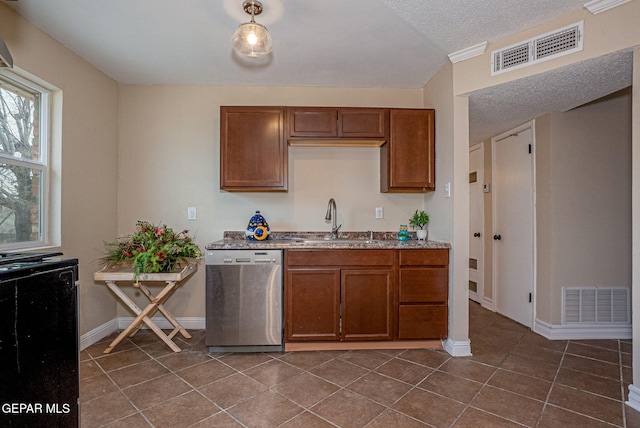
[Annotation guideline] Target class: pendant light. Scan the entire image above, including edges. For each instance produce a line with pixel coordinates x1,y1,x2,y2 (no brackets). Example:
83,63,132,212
231,1,273,57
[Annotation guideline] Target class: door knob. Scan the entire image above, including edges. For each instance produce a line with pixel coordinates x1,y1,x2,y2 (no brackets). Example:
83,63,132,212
473,232,481,237
493,234,502,240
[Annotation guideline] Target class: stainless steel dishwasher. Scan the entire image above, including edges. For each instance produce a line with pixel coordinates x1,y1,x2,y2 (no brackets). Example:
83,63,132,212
205,249,283,352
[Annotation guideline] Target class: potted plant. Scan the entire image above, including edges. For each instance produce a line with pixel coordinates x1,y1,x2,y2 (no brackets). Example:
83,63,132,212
409,209,429,240
101,220,201,279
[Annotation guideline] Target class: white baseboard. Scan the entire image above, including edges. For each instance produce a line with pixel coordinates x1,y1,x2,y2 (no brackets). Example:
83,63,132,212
481,296,494,311
80,317,206,351
79,318,119,350
116,316,206,331
626,384,640,412
442,337,472,356
533,318,632,340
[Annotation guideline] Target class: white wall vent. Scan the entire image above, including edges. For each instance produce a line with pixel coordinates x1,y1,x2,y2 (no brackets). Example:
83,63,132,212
562,286,630,324
491,21,583,76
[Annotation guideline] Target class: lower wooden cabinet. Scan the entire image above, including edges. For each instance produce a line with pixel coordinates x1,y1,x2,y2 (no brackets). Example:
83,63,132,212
341,269,393,341
286,269,340,341
398,249,449,340
284,248,449,343
285,250,394,342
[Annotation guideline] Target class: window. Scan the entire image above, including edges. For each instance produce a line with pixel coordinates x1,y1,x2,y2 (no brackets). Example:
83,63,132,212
0,72,50,249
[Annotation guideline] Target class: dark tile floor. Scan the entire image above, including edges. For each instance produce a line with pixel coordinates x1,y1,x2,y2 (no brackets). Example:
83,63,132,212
80,302,640,427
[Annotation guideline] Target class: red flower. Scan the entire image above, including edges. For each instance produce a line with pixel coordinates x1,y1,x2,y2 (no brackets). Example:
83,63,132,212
155,227,165,237
123,250,133,258
155,251,167,261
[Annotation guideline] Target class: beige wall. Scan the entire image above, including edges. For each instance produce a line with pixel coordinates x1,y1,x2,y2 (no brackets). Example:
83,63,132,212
117,85,427,317
537,89,632,324
0,4,120,336
454,2,640,96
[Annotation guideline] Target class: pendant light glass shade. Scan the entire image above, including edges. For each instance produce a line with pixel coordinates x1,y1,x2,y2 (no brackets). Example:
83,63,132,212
232,21,273,57
231,1,273,57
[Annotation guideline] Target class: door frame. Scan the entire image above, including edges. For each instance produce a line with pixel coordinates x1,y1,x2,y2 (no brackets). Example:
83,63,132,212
469,143,484,305
491,120,537,327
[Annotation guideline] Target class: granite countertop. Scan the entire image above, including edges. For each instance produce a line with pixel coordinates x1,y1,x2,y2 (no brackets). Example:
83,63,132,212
206,231,451,250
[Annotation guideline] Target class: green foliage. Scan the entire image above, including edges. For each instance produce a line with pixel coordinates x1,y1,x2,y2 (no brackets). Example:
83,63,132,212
409,209,429,230
102,220,201,277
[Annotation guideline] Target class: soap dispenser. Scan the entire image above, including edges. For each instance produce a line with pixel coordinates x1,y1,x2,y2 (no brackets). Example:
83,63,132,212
246,211,270,241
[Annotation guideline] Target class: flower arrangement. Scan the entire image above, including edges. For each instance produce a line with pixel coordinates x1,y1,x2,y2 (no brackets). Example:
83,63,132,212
102,220,201,277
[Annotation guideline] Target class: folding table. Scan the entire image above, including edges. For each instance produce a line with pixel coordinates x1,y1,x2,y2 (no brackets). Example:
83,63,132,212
94,262,197,353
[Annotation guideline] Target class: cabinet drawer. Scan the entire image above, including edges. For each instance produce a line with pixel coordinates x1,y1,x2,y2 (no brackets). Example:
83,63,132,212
398,305,447,339
399,268,447,303
339,109,388,138
286,249,394,267
399,249,448,266
288,108,337,137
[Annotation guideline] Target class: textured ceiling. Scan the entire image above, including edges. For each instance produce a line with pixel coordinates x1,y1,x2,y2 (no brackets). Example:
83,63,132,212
4,0,632,142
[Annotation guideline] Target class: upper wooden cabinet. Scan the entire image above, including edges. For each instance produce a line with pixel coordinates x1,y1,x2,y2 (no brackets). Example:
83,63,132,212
220,106,288,192
287,107,388,142
220,106,435,193
381,109,435,193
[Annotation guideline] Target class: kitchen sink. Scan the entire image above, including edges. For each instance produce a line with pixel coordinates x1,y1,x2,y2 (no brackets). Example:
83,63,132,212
287,238,379,244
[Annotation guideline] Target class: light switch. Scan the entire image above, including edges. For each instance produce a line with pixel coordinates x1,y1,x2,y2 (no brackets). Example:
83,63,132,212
375,207,383,219
445,182,451,198
187,207,197,220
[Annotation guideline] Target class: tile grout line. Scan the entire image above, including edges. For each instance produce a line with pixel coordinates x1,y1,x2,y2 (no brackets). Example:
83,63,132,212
84,340,155,427
619,339,628,428
534,338,569,427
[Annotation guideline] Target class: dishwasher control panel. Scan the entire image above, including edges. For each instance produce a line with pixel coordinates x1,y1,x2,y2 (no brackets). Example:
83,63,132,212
206,250,282,265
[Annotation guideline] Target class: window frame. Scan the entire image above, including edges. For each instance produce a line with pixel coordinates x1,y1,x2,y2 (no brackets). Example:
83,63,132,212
0,69,51,250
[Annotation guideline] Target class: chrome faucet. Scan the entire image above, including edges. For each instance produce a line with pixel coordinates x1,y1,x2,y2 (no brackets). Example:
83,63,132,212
325,198,342,239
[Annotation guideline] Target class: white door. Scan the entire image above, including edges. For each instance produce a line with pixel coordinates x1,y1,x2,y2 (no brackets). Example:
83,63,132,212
492,124,534,327
469,144,484,304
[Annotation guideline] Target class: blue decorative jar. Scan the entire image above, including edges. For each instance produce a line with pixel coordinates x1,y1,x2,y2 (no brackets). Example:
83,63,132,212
246,211,270,241
398,224,409,241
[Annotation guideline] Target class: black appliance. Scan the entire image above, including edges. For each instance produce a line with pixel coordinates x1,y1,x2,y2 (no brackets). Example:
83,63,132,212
0,252,79,427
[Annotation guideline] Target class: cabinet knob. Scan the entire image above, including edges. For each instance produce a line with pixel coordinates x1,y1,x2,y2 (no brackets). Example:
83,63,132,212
493,234,502,240
473,232,481,238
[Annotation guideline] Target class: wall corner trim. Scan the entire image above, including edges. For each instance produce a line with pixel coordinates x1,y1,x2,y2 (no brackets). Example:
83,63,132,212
442,338,472,356
626,384,640,412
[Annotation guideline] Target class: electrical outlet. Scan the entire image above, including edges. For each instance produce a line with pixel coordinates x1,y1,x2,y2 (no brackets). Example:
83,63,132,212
375,207,383,219
187,207,197,220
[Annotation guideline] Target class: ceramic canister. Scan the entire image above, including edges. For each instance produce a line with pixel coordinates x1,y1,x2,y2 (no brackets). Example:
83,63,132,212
246,211,270,241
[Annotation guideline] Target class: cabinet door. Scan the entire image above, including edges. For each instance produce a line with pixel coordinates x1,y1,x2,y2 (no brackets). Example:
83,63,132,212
220,106,287,191
338,109,388,138
285,269,340,341
288,107,338,137
341,269,393,341
381,109,435,192
398,304,447,339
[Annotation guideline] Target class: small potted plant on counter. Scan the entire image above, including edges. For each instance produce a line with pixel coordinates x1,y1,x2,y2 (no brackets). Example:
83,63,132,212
409,209,429,240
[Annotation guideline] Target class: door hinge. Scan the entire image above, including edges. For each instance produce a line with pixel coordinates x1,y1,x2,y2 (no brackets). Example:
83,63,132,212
529,293,532,303
528,144,532,154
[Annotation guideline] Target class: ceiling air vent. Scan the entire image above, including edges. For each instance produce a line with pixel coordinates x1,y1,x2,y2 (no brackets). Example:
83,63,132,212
492,21,583,76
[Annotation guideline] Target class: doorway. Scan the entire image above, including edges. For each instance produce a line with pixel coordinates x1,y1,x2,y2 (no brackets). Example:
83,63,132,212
492,122,535,328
